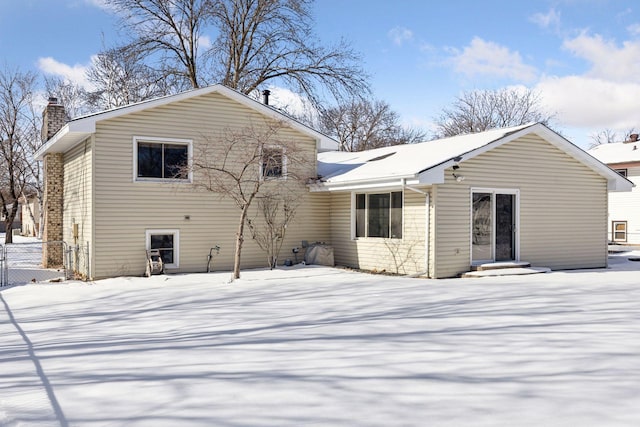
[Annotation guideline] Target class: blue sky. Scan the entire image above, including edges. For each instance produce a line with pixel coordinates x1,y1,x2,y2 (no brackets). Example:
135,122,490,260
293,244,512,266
2,0,640,148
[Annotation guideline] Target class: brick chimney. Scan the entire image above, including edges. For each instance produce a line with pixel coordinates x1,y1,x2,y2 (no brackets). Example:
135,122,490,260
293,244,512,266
41,97,67,142
41,97,67,267
627,133,639,143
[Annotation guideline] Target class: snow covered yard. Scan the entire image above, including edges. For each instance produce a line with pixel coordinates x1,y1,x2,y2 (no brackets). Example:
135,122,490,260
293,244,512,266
2,255,640,426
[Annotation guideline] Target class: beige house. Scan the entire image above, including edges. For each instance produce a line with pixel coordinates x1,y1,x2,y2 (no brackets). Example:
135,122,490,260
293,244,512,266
35,85,337,279
313,123,632,278
36,86,631,279
588,135,640,244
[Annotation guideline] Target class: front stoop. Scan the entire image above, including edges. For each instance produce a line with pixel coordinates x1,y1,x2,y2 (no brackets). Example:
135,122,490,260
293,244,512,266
462,266,551,278
464,261,551,278
472,261,531,271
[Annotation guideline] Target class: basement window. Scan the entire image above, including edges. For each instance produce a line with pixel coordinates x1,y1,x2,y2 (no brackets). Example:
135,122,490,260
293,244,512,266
146,229,179,268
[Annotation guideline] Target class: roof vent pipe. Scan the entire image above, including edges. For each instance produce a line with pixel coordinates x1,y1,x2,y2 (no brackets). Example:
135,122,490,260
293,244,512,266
262,89,271,105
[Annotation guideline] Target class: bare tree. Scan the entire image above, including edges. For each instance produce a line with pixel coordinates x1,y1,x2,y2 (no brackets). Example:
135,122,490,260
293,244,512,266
246,186,300,269
319,98,426,151
434,88,555,138
210,0,369,103
85,46,182,110
589,128,637,148
0,67,39,243
190,119,308,279
106,0,211,88
101,0,368,104
44,76,90,118
20,90,46,239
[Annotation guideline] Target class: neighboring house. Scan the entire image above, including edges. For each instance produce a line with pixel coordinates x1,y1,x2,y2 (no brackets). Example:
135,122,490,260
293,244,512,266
588,136,640,244
312,123,631,278
36,86,631,280
0,202,22,234
20,195,40,237
35,86,337,278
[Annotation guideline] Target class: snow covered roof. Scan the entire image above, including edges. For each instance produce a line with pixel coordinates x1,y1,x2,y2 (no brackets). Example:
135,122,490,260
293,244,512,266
587,141,640,165
313,122,632,192
35,84,338,160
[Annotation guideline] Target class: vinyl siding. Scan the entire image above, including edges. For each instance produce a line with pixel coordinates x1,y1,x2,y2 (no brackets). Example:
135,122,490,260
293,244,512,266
91,92,329,278
63,137,93,277
432,134,608,278
607,166,640,244
329,190,427,275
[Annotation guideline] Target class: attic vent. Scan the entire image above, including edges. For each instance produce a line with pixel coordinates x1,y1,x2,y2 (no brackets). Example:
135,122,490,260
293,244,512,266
367,152,396,162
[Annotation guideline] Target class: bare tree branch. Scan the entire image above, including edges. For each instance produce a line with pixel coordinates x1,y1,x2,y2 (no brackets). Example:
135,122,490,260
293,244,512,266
0,67,39,243
433,88,556,138
107,0,212,88
589,127,637,148
189,119,309,279
319,98,426,151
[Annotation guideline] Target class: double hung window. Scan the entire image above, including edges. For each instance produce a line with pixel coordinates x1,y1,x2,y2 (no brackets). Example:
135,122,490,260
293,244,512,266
612,221,627,242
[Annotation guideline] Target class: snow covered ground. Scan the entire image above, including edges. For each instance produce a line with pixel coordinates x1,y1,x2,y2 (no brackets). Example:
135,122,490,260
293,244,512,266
2,252,640,426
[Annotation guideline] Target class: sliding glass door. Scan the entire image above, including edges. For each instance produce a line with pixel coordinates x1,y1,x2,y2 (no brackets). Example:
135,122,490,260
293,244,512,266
472,190,518,264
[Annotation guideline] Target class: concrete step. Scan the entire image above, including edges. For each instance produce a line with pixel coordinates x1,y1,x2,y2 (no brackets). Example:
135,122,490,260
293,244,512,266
472,261,531,271
462,266,551,278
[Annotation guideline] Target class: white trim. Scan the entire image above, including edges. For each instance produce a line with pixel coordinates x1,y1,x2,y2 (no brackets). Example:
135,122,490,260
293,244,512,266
145,229,180,268
350,192,356,240
313,123,633,193
470,188,520,265
133,136,193,183
35,84,339,159
425,192,430,276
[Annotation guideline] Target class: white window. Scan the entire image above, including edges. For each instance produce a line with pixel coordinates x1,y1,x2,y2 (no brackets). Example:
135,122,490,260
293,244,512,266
261,146,286,179
146,229,180,268
614,169,628,177
353,191,403,239
134,136,192,182
612,221,627,242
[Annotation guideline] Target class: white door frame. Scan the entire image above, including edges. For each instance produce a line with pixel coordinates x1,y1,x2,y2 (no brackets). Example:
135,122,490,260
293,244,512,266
470,188,520,265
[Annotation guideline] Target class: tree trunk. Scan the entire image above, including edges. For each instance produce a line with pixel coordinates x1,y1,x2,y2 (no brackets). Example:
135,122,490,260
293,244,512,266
4,220,13,244
232,205,250,280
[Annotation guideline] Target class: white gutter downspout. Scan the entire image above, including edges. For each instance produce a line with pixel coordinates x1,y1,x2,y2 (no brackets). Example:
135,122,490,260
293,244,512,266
403,179,430,278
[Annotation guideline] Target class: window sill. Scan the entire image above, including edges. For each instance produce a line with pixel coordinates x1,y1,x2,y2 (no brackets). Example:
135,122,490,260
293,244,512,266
135,178,192,184
353,236,403,241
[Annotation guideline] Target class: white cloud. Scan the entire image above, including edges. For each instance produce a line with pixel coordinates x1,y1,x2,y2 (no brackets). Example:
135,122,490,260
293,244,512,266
563,32,640,83
448,37,537,82
198,35,212,50
388,27,413,46
83,0,116,12
626,23,640,37
530,8,561,30
536,75,640,130
255,86,318,122
38,57,92,89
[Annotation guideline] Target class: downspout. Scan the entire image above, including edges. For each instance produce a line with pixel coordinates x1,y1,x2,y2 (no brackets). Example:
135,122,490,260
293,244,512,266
403,179,430,278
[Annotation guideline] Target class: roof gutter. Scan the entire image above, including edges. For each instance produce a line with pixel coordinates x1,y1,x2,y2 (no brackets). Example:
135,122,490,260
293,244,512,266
309,174,419,192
